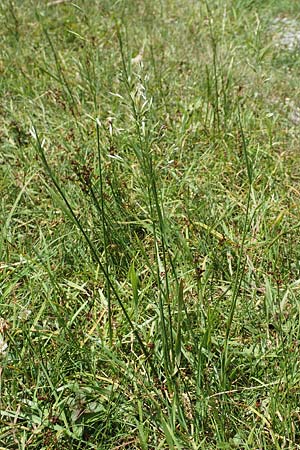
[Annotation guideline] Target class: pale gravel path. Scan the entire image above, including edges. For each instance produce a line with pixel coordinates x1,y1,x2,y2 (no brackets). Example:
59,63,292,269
271,17,300,51
270,17,300,125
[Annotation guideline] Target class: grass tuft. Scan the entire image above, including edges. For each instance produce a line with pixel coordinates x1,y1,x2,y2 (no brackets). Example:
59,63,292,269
1,0,300,448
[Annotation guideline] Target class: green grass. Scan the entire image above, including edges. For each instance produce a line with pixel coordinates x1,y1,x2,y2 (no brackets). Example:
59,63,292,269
1,0,300,448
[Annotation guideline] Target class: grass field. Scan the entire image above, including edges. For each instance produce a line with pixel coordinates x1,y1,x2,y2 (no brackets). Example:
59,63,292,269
1,0,300,448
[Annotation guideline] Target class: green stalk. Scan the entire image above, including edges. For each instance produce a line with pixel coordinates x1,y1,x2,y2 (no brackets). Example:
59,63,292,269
221,107,252,388
96,119,112,342
33,126,156,379
117,26,175,378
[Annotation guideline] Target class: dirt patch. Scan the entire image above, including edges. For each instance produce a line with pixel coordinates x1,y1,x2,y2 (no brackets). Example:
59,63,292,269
271,17,300,51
